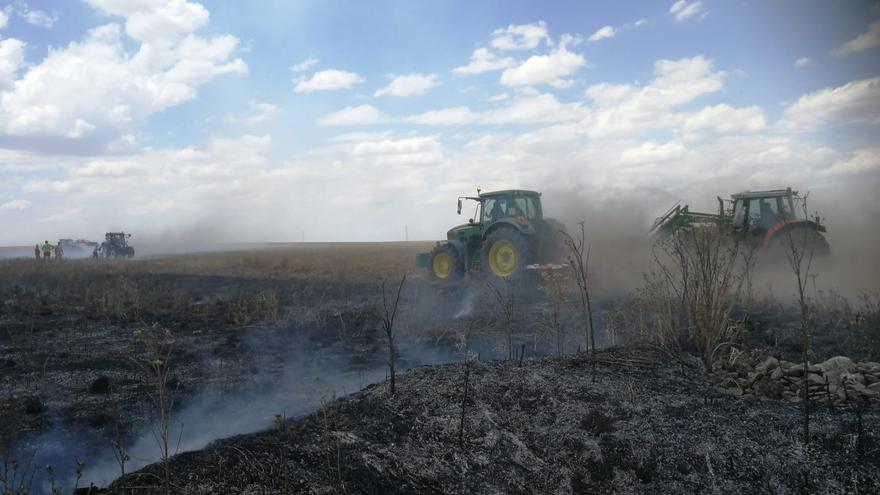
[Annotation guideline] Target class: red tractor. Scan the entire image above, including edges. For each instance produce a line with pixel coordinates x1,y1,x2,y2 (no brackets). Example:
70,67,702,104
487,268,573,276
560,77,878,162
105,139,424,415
652,187,829,255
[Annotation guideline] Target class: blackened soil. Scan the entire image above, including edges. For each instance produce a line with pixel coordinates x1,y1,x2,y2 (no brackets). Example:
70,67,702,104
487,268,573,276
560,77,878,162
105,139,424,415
108,346,879,494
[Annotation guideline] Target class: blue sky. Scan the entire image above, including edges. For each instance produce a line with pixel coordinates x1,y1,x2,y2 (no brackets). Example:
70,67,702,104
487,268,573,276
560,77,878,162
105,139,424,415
1,0,879,244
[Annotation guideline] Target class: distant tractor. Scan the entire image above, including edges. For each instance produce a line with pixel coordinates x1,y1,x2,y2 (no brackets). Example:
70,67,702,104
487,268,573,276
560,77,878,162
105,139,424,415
417,188,566,281
99,232,135,258
652,187,829,255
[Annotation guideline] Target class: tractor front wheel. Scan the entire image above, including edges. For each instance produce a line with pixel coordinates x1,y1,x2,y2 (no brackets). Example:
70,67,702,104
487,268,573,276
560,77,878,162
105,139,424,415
428,244,463,282
481,228,533,280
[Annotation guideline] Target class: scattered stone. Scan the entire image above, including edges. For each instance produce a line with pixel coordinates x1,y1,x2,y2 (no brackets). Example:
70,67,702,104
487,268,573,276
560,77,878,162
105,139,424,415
785,365,805,377
807,373,825,386
755,357,779,372
821,356,856,373
709,353,879,407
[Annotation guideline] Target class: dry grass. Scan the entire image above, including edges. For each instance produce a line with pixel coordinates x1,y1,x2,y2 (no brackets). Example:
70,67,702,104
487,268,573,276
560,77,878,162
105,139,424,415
137,242,433,282
0,242,434,283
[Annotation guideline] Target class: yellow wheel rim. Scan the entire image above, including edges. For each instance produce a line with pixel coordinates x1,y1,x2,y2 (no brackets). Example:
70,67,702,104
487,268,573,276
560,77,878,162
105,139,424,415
488,240,518,276
432,252,453,279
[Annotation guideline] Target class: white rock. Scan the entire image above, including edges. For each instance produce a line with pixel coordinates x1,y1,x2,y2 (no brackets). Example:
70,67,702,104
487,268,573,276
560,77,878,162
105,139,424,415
821,356,856,373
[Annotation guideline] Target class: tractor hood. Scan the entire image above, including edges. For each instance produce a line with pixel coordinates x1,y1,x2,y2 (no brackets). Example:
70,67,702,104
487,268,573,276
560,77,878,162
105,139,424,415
447,223,480,240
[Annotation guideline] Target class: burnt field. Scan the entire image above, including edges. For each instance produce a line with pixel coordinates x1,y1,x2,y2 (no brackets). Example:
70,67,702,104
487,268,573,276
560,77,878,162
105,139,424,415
1,242,879,494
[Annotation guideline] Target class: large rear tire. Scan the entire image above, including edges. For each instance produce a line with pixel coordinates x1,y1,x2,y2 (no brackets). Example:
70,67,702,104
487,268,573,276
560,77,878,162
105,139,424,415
763,226,830,264
428,244,464,282
481,228,533,280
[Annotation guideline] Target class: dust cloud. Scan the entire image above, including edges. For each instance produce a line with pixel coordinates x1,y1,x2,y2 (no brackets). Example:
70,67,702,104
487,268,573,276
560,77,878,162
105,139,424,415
538,183,879,300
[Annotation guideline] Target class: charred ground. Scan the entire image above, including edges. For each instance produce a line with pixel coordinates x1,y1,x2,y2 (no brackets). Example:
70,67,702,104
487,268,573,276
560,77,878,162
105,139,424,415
0,242,878,493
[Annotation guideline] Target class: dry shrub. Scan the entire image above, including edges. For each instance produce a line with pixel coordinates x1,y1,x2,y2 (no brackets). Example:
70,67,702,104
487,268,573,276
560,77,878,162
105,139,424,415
641,226,754,369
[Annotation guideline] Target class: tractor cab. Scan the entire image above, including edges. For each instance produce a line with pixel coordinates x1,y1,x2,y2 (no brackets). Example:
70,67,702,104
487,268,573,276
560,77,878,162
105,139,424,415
729,188,799,237
105,232,130,242
456,189,543,229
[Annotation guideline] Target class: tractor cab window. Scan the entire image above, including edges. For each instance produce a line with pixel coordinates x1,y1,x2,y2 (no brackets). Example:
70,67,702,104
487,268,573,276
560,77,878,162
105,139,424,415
483,198,507,222
750,198,779,232
513,196,541,219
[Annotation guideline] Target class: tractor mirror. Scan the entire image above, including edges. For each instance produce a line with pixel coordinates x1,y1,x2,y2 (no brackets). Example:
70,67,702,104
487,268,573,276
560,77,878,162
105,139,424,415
457,199,462,215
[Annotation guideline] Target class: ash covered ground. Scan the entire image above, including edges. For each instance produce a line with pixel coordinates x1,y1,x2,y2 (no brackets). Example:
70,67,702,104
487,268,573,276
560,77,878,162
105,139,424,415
109,347,879,494
0,243,878,494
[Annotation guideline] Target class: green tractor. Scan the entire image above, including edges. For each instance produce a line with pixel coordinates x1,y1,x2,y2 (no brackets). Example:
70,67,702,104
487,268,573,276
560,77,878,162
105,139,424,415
417,188,566,281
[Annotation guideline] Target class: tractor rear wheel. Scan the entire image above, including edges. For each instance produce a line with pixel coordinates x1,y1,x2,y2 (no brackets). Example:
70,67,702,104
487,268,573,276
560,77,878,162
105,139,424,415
764,226,830,262
428,244,463,282
481,228,533,280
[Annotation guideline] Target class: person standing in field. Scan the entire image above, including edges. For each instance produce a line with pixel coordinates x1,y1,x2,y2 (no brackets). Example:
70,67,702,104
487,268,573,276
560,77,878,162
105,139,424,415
41,240,53,260
34,244,40,260
55,241,64,261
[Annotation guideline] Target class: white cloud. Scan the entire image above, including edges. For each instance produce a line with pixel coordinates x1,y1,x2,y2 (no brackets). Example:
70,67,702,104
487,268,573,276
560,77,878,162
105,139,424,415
583,55,725,138
0,2,247,144
634,19,647,27
833,19,880,56
620,141,687,164
484,93,585,124
293,69,364,92
0,199,31,211
224,101,279,126
780,76,880,130
588,26,615,42
290,57,318,72
352,136,443,165
491,21,551,50
669,1,704,22
331,131,394,142
500,36,585,87
375,73,440,97
452,48,515,75
405,93,585,126
683,104,766,134
20,7,58,28
84,0,210,44
0,9,9,29
23,180,72,194
406,106,479,125
318,104,389,126
794,56,812,68
823,149,880,176
0,38,25,88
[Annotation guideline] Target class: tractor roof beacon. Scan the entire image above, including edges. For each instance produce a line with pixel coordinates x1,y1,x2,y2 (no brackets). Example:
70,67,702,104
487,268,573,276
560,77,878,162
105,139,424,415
417,188,566,282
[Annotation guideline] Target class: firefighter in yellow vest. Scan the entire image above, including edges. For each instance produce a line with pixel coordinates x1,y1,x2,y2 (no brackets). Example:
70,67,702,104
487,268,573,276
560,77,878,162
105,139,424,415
41,240,53,259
